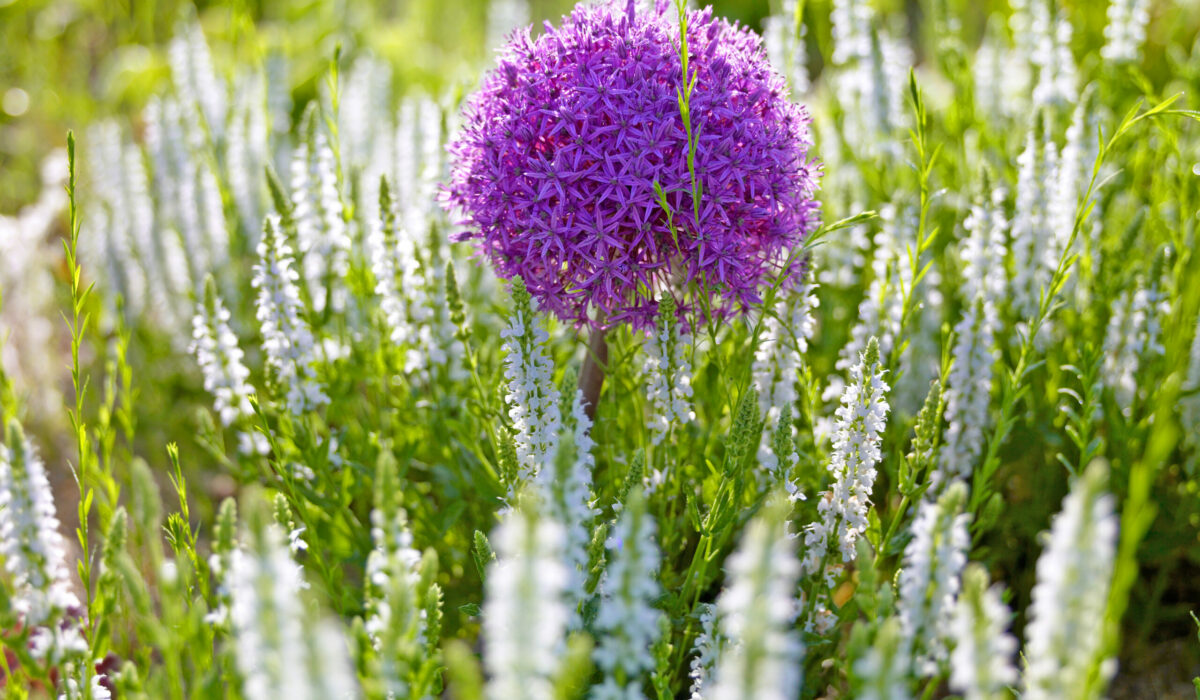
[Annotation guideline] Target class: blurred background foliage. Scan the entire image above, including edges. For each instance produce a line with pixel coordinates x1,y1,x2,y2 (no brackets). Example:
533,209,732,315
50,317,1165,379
3,0,1199,213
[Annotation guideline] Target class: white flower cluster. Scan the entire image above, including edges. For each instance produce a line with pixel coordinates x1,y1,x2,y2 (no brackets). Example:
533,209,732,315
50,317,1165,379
368,178,438,376
1103,277,1168,414
486,0,530,52
1010,117,1059,321
226,72,270,241
829,0,910,157
365,508,423,649
835,27,912,158
1102,0,1150,63
168,16,227,140
933,187,1005,490
85,121,153,321
835,205,915,378
253,215,329,416
191,280,267,455
484,508,569,700
291,107,350,314
1022,462,1118,699
687,604,721,700
340,56,395,177
57,666,113,700
1027,0,1077,107
364,488,429,697
897,482,970,676
763,0,809,96
592,493,663,700
0,153,67,420
501,280,563,485
89,114,193,334
851,619,910,700
973,28,1031,123
368,96,468,382
229,521,359,700
707,501,805,700
0,420,87,663
830,0,872,67
152,92,230,296
644,295,695,445
142,97,204,309
537,390,598,626
949,565,1018,700
753,277,818,477
1052,90,1100,275
805,340,890,573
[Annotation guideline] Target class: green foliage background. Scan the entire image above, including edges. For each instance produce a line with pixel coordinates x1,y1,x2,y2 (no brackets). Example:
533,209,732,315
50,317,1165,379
5,0,1198,211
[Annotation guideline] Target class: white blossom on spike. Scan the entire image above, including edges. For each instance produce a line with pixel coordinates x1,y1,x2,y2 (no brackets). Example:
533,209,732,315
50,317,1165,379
1022,462,1118,699
949,565,1018,700
707,499,805,700
483,508,569,700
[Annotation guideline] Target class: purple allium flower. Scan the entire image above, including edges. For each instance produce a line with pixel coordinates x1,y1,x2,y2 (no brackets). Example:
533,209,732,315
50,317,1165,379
444,0,821,329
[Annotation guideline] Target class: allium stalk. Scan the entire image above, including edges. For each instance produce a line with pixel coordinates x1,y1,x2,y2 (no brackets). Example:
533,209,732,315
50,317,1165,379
707,497,805,700
483,507,570,700
949,565,1018,700
896,482,970,676
445,0,820,329
591,490,663,699
252,215,329,416
0,419,87,662
1022,461,1118,699
644,294,695,446
501,277,563,486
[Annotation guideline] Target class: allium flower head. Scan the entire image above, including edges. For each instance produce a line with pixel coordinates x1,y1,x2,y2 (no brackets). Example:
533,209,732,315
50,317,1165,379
445,0,821,329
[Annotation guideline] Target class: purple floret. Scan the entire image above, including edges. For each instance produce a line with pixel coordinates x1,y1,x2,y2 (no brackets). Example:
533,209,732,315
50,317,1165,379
444,0,822,330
